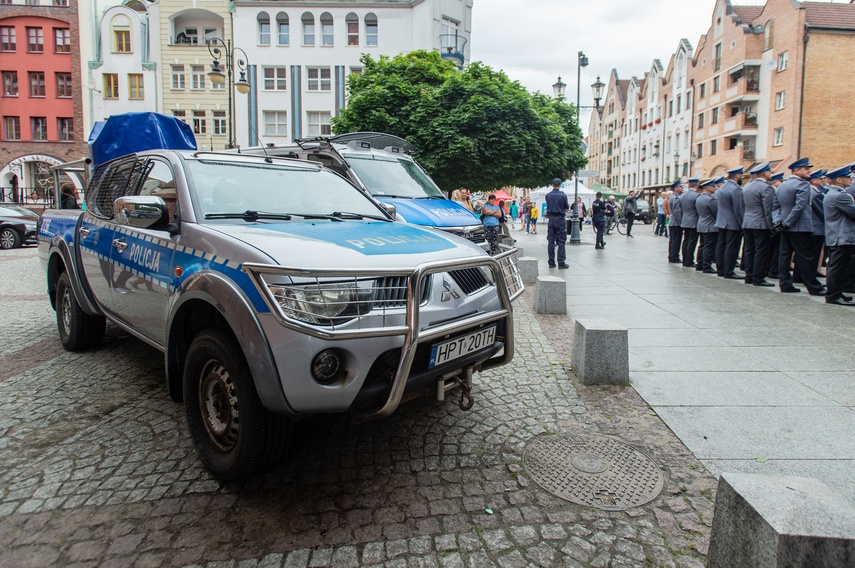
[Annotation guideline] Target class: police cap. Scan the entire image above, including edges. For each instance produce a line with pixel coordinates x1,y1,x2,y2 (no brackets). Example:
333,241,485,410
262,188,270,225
809,168,827,180
826,165,852,179
725,166,744,175
789,157,813,170
552,178,562,186
750,161,771,175
770,172,784,181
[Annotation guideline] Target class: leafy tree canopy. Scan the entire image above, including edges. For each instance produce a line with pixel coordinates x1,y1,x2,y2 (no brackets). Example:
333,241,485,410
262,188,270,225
333,51,587,192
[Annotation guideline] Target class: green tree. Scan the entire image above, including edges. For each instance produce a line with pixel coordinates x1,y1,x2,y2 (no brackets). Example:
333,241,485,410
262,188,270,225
333,51,586,192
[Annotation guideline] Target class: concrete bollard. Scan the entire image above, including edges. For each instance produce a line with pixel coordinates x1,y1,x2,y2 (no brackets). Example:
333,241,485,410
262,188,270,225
534,275,566,314
571,318,629,385
518,257,539,286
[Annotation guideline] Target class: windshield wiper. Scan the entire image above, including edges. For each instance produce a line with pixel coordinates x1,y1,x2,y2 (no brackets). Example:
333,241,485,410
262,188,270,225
205,210,292,221
330,211,389,221
414,196,446,200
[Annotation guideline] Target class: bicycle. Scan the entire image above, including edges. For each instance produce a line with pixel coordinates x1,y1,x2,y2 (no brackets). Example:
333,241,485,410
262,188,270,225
610,212,628,235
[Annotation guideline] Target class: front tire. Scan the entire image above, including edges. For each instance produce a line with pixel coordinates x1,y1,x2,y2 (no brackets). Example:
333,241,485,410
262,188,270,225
0,228,21,249
183,328,290,480
616,218,627,235
56,272,106,351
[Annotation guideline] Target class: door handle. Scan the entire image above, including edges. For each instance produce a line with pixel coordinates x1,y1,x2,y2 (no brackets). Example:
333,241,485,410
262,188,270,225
112,238,128,253
79,227,90,237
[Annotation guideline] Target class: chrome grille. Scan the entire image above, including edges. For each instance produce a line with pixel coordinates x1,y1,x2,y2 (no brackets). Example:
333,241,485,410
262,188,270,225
449,267,489,295
374,276,431,308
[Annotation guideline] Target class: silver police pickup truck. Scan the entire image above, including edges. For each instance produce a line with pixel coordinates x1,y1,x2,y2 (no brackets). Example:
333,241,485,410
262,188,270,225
39,149,521,480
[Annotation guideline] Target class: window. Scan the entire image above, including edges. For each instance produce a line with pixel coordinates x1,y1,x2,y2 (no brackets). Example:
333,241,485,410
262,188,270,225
686,93,692,110
775,91,786,110
306,111,331,136
114,30,130,53
675,132,680,150
263,67,286,90
263,111,288,136
57,117,73,141
773,127,784,146
2,71,17,96
778,51,788,72
171,65,185,89
713,76,720,93
699,83,706,98
710,139,717,155
191,65,205,90
365,13,378,46
27,27,43,53
258,12,270,45
676,94,682,112
696,142,703,159
193,110,206,134
306,67,331,91
697,112,705,129
102,73,118,99
668,100,673,118
213,110,226,135
29,72,45,97
56,72,72,97
172,110,186,123
350,66,363,77
276,13,289,46
54,0,69,5
320,13,333,46
346,13,359,46
302,12,315,46
128,73,143,99
764,20,774,51
713,43,722,71
0,27,15,52
54,28,70,53
711,107,719,124
4,116,20,140
31,117,48,141
684,127,689,147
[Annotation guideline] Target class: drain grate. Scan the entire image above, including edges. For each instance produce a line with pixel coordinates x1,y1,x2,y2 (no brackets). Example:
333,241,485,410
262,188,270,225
523,433,664,511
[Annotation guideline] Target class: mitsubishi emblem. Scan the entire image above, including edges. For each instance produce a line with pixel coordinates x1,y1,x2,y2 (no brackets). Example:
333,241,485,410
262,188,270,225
441,278,461,302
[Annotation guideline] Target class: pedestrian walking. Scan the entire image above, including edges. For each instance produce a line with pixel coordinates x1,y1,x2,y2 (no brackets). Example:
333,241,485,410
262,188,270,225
604,197,617,234
523,198,533,233
680,178,702,267
714,166,744,279
822,165,855,305
656,192,668,237
696,180,719,273
544,178,570,269
666,180,683,263
529,202,539,234
573,196,585,233
774,158,825,295
480,194,503,255
624,190,639,238
509,199,519,230
592,191,607,249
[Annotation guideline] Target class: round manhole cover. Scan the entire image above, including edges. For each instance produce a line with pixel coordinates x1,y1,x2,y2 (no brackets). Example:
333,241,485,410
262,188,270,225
523,433,664,511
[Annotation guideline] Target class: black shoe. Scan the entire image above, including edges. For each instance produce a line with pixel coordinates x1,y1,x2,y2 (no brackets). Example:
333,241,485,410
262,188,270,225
817,273,826,279
558,263,569,269
744,280,754,285
781,287,801,293
843,295,854,302
723,274,743,280
703,269,717,274
826,297,855,306
548,263,556,268
684,263,696,268
669,259,682,263
753,281,775,287
808,287,827,296
695,266,704,272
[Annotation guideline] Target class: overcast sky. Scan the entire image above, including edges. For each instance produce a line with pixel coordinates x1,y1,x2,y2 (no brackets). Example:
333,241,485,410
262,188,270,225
468,0,844,109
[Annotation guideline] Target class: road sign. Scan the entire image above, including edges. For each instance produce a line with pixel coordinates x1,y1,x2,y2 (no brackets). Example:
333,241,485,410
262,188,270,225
577,171,600,178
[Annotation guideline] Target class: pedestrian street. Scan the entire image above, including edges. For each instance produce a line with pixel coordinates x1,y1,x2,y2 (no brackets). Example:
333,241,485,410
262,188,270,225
516,223,855,506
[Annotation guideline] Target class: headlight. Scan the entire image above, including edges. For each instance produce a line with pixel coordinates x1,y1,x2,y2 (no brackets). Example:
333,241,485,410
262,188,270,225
269,282,374,325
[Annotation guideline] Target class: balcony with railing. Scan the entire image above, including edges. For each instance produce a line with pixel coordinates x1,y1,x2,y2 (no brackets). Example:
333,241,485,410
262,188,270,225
725,66,760,102
170,13,224,47
439,34,467,69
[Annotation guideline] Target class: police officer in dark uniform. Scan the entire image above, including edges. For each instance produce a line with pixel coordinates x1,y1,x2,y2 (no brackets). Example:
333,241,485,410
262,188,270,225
774,157,825,295
714,166,744,278
667,180,683,263
822,165,855,305
544,178,569,268
741,162,776,286
591,191,607,249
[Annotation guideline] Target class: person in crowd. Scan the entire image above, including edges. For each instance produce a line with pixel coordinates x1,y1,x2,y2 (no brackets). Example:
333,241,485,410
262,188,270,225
544,178,569,269
60,182,80,209
529,200,539,235
680,178,702,268
741,162,776,286
498,199,511,240
714,166,744,279
509,199,519,230
696,180,719,273
808,169,828,279
823,165,855,305
480,194,503,255
451,189,474,213
656,191,669,237
766,172,785,279
591,191,607,249
774,158,825,295
523,198,533,233
573,196,585,233
604,196,617,234
624,190,639,238
667,180,683,263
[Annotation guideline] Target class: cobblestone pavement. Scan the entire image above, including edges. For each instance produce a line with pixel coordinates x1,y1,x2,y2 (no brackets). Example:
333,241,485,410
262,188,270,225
0,245,715,567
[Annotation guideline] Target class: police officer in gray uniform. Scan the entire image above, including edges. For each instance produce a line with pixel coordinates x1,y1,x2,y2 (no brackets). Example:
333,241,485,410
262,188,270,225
774,157,825,295
808,169,828,280
696,179,719,273
680,178,701,268
714,166,744,278
766,172,785,277
667,180,683,263
741,162,776,286
822,165,855,305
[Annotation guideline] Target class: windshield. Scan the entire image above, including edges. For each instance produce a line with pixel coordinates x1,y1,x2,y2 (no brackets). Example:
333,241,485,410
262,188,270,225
184,160,389,221
343,153,445,199
0,206,36,218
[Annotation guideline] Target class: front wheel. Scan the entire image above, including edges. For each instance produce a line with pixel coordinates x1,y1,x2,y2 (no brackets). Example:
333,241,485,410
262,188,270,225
0,228,21,249
56,272,106,351
616,218,627,235
183,328,290,480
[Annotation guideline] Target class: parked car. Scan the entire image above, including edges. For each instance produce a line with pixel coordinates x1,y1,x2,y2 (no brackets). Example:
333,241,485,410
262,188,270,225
0,205,39,249
636,199,653,224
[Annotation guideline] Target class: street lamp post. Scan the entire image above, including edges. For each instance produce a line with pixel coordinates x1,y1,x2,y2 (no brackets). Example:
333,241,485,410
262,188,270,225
207,38,250,149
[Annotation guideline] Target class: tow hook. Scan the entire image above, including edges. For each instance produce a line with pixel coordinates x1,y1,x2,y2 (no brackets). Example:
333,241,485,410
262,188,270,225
454,376,474,411
435,367,475,411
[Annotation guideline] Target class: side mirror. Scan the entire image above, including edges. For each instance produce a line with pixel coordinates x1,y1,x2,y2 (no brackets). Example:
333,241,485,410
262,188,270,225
113,196,169,230
381,202,397,220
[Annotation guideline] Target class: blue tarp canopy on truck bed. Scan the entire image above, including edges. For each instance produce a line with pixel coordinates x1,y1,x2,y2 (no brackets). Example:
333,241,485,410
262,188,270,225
88,112,196,168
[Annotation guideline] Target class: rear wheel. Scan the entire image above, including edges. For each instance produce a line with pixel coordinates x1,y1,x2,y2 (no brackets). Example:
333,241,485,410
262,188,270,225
0,228,21,249
616,217,627,235
56,272,106,351
183,328,290,480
